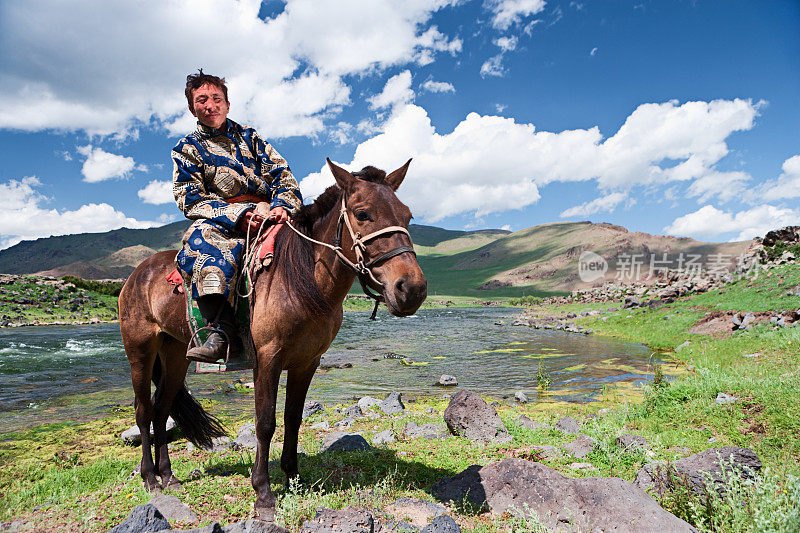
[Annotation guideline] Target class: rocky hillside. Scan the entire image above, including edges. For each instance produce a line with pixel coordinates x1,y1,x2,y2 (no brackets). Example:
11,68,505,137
0,219,761,295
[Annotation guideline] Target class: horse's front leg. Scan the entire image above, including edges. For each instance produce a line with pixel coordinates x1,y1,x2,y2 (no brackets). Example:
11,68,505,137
251,352,282,521
281,363,318,488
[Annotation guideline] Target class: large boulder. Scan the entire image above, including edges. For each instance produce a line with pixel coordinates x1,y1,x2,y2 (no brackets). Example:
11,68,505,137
319,432,373,453
109,504,171,533
381,392,405,415
635,447,761,496
300,507,382,532
431,458,694,532
443,390,511,443
147,494,197,524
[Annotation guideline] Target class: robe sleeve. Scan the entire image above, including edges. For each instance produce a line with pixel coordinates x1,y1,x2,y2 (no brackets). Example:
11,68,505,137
250,131,303,215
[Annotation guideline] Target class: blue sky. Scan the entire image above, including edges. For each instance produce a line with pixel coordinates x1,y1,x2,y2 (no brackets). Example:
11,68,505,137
1,0,798,249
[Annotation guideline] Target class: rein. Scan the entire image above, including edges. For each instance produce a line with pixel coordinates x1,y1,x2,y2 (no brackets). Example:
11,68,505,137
285,196,416,320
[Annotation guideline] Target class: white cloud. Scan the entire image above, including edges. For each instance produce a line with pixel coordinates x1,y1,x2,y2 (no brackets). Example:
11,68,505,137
0,0,461,138
77,145,141,183
480,55,506,77
0,177,163,249
420,80,456,93
368,71,415,110
495,36,518,52
663,204,800,242
560,192,627,218
501,224,512,231
759,155,800,201
686,170,750,203
299,98,760,223
485,0,547,30
495,103,508,113
138,180,174,205
590,46,598,56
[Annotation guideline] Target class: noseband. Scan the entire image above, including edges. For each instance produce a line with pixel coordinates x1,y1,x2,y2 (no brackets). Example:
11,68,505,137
286,196,416,319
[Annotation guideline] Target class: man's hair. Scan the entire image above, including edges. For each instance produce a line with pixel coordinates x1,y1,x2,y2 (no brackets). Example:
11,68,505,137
184,69,228,112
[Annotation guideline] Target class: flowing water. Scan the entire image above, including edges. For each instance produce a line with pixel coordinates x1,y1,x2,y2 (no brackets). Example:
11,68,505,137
0,307,662,433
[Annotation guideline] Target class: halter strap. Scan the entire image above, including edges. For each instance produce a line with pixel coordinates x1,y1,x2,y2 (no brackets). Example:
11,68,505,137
283,194,416,319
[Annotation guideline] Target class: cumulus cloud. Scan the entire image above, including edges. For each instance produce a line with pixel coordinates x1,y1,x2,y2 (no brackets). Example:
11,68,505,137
663,204,800,242
420,80,456,93
495,36,518,51
77,145,143,183
758,155,800,200
0,0,461,138
138,180,173,205
368,71,415,110
0,177,163,249
480,55,506,77
299,98,760,223
560,192,627,218
485,0,547,30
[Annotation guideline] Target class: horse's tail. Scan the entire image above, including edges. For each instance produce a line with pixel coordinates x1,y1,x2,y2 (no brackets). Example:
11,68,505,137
152,358,227,448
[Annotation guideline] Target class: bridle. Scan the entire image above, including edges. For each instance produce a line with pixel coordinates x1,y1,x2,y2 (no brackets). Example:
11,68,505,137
285,195,416,319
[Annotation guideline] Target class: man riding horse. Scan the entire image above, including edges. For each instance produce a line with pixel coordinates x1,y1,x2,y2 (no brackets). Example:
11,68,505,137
172,70,302,363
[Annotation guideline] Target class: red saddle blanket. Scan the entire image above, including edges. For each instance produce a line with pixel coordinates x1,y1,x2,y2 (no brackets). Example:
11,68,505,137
165,223,284,291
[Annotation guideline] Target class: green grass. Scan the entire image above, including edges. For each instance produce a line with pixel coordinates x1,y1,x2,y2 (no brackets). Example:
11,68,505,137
2,265,798,531
0,277,118,325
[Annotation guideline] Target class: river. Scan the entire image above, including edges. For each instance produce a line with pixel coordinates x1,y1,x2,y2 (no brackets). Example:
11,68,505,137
0,307,661,433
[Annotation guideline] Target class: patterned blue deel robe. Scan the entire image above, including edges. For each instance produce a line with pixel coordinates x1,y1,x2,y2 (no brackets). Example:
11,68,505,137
172,118,302,304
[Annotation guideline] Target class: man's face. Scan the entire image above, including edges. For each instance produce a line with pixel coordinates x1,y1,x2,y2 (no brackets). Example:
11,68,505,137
190,83,229,129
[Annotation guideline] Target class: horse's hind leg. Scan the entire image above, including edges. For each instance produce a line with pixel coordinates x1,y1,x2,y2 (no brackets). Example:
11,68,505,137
152,337,191,491
127,336,161,492
281,363,318,488
251,351,282,522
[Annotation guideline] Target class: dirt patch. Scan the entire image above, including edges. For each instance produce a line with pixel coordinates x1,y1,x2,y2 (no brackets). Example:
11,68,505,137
687,311,773,338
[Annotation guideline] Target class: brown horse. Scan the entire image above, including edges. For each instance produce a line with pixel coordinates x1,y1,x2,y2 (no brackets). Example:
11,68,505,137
118,159,427,520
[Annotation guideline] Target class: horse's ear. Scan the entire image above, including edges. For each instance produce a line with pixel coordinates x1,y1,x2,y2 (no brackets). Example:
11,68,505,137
327,158,355,191
384,158,412,191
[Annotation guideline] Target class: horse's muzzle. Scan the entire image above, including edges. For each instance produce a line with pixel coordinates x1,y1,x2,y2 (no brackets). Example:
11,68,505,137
385,271,427,317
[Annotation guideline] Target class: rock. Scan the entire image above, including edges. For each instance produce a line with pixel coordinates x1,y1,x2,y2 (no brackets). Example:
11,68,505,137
623,297,641,309
616,434,648,452
635,447,762,497
403,422,448,440
148,493,197,524
425,407,438,414
554,416,581,435
437,375,458,387
232,423,257,451
300,507,381,532
443,390,511,443
179,524,224,533
431,459,692,531
372,430,395,445
675,341,691,352
311,421,330,430
206,436,230,453
381,392,405,415
302,401,325,419
742,352,761,358
562,434,595,458
568,462,597,470
334,418,354,429
319,432,373,453
357,396,382,411
343,404,363,418
515,415,550,431
420,516,460,533
386,497,446,528
714,393,737,405
109,503,171,533
223,520,291,532
513,391,528,403
597,408,611,416
526,445,561,461
121,417,178,446
667,446,693,457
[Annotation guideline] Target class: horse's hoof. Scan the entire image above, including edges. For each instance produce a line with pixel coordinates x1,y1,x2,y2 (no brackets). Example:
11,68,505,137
254,505,275,522
143,480,162,493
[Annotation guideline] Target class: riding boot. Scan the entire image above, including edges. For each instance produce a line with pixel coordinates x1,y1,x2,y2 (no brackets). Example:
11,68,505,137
186,295,242,363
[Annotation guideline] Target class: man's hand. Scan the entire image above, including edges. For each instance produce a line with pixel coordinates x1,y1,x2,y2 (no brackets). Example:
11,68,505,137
237,210,265,236
268,206,289,223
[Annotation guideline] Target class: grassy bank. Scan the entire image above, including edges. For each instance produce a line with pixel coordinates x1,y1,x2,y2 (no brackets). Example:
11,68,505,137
1,267,799,531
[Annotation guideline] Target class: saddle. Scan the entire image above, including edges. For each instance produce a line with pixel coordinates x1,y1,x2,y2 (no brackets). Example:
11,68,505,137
166,223,283,373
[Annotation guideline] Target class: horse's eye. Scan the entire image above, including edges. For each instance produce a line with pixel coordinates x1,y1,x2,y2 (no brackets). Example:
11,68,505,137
355,211,371,222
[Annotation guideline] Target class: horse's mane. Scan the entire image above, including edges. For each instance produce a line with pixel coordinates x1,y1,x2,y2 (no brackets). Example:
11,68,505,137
271,167,387,318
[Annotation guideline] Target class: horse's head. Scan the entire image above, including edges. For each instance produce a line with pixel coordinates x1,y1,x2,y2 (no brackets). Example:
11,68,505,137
327,158,427,317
